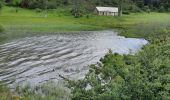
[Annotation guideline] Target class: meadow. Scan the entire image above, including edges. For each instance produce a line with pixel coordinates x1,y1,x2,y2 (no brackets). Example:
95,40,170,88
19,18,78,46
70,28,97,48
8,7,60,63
0,6,170,41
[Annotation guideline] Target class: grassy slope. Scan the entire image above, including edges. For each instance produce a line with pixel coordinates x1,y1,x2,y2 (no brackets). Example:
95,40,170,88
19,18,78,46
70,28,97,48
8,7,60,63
0,6,170,35
0,6,169,44
0,6,104,32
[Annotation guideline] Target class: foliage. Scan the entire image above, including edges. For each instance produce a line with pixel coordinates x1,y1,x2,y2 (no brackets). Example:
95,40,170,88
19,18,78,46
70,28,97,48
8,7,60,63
122,11,130,15
159,6,166,12
3,0,170,14
127,5,141,12
0,24,4,32
0,0,3,9
0,3,2,9
143,6,150,13
0,83,11,100
0,81,71,100
35,8,42,13
69,34,170,100
0,7,170,41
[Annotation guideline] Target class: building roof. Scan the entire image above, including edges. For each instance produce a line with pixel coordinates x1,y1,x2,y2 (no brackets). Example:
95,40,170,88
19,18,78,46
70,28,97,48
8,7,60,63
96,7,118,12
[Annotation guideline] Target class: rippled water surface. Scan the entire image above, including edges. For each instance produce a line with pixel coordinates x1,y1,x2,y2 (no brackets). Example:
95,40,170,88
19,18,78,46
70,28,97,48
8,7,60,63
0,31,148,86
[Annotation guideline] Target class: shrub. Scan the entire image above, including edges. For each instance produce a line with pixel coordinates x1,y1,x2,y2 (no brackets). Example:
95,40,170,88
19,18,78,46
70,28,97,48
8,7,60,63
122,11,130,15
146,8,151,13
35,8,42,13
151,7,158,12
15,8,19,13
0,81,71,100
168,8,170,12
0,24,4,32
128,5,141,12
86,15,89,19
68,24,170,99
143,6,150,13
47,1,57,9
71,9,83,18
159,6,166,12
0,1,3,9
69,38,170,100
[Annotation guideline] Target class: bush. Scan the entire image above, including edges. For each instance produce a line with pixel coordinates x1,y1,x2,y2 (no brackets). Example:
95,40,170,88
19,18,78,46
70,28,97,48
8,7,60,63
122,11,130,15
35,8,42,13
47,1,57,9
143,6,150,13
0,81,71,100
146,9,151,13
151,7,158,12
0,24,4,32
71,9,83,18
0,2,3,9
168,8,170,12
86,15,89,19
15,8,19,13
128,5,141,12
159,6,166,12
68,32,170,100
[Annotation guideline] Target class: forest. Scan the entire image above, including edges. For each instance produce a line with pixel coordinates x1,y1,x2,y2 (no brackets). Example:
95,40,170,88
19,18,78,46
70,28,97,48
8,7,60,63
0,0,170,15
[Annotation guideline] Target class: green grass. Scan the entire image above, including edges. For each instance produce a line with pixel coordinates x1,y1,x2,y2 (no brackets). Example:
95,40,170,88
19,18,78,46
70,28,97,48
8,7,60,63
0,6,169,43
0,6,104,33
0,6,170,34
77,13,170,38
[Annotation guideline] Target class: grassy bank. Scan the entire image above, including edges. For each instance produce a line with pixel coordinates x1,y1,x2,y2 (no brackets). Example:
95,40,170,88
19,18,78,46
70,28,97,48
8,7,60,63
0,6,170,39
0,6,104,33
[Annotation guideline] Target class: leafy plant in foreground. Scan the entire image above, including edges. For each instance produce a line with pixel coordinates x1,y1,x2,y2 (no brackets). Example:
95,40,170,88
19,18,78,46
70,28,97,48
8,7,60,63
69,36,170,100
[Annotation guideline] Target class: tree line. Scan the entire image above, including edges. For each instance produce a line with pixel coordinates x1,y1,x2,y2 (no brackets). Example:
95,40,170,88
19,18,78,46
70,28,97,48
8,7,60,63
0,0,170,12
0,0,169,17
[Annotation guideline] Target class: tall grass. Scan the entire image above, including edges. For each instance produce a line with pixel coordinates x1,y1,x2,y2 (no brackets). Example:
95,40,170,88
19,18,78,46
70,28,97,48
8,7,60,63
121,21,170,38
0,6,169,43
0,81,71,100
0,6,170,34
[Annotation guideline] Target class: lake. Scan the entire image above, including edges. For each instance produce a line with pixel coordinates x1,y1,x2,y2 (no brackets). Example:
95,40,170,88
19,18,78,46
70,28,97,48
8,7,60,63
0,31,148,86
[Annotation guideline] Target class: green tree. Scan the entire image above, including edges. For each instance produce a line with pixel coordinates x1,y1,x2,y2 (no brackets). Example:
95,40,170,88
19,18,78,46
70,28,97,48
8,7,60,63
0,0,4,9
68,36,170,100
71,0,83,18
113,0,131,16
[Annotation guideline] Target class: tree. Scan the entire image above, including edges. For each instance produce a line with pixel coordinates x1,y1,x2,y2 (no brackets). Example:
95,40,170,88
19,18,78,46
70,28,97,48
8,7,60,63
44,0,48,18
71,0,83,18
68,36,170,100
113,0,131,16
117,0,124,16
0,0,4,10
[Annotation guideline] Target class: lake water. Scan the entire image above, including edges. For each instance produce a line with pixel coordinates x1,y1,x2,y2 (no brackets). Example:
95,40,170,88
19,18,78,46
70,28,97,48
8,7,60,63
0,31,148,86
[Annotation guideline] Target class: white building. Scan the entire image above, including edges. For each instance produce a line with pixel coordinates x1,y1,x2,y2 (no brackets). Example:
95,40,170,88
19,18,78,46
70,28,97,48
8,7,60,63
96,7,119,16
